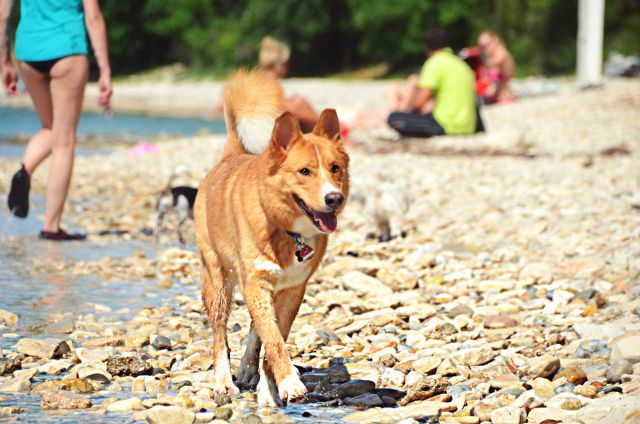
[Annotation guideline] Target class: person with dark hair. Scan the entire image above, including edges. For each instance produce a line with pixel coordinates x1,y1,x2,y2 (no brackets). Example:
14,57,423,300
386,27,481,138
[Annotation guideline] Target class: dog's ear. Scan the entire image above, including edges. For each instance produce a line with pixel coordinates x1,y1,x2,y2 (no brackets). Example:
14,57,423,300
271,112,302,152
312,109,341,141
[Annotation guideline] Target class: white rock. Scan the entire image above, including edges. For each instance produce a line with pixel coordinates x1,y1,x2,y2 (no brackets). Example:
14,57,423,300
573,317,640,341
38,359,72,375
0,376,31,392
527,407,575,423
405,331,427,347
341,271,392,296
405,371,423,387
379,368,404,388
573,393,640,423
371,347,397,362
490,405,526,424
545,393,583,410
412,356,442,374
77,367,112,382
610,332,640,363
478,280,515,292
344,400,440,423
15,338,70,359
449,346,495,366
146,405,195,424
76,348,111,364
107,397,144,412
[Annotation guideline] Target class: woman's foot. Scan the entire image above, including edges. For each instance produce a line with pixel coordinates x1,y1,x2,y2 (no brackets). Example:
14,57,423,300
7,164,30,218
39,228,86,241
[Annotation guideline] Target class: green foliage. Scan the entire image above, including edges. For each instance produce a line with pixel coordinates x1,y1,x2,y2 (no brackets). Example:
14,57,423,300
12,0,636,77
605,0,640,57
348,0,489,70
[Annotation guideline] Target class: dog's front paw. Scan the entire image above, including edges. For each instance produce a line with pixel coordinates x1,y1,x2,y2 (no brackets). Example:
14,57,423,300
256,375,283,407
213,382,240,395
277,373,307,404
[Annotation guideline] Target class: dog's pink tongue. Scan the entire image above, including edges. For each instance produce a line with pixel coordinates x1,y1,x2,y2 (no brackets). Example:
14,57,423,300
312,211,337,233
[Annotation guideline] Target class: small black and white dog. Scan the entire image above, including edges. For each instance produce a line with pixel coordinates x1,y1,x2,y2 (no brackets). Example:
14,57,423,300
155,167,198,243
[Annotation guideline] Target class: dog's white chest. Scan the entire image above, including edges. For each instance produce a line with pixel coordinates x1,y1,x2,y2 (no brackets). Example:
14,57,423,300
253,238,316,292
275,258,313,292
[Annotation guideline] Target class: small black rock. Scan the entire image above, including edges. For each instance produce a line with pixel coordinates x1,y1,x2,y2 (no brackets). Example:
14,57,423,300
600,385,623,394
151,335,172,350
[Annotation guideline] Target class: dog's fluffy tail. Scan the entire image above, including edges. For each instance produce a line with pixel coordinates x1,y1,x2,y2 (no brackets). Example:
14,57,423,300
222,69,283,157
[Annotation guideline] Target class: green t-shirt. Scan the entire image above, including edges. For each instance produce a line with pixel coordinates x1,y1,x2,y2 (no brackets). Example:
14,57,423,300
417,48,476,135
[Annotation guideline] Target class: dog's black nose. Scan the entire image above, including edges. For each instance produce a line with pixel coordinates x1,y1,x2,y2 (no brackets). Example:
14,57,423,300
324,192,344,209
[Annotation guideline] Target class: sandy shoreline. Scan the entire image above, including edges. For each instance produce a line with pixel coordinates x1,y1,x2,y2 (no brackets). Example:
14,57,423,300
0,77,391,120
0,75,563,120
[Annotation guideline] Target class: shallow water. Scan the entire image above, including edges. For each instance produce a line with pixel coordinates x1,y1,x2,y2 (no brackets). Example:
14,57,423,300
0,106,225,157
0,199,180,351
0,201,354,422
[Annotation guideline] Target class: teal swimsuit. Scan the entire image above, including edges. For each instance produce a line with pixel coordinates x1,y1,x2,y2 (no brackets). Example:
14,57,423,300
14,0,88,70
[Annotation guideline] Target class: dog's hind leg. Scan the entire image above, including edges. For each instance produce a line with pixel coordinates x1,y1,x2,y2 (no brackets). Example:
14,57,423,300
201,255,238,395
236,325,261,389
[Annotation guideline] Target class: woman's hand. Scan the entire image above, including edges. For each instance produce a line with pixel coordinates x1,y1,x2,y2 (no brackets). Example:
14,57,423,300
1,62,18,96
97,72,112,107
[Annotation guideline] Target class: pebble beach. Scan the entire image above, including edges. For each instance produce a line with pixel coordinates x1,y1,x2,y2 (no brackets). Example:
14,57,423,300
0,76,639,423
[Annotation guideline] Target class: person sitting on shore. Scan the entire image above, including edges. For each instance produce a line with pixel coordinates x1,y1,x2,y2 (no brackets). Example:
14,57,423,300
476,30,516,104
386,28,481,138
210,37,322,134
258,36,319,133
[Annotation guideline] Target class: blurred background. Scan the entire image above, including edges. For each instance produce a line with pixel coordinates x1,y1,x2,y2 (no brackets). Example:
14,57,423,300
8,0,640,79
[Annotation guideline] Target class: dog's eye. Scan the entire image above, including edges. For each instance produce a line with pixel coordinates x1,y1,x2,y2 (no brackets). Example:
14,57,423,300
299,167,311,176
331,164,340,174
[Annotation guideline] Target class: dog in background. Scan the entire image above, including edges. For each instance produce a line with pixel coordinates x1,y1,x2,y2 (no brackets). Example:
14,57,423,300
194,69,349,406
155,166,198,243
364,178,410,241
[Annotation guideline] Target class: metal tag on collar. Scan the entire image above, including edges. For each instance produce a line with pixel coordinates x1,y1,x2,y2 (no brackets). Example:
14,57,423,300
290,232,315,262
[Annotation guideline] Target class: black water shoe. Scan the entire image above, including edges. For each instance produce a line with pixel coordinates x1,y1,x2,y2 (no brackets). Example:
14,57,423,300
39,228,87,241
7,164,30,218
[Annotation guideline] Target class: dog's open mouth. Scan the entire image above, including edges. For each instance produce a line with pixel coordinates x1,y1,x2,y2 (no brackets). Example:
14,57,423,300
293,194,337,233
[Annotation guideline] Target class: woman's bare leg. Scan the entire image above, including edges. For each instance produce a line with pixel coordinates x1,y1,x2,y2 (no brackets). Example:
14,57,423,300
18,63,54,175
43,55,88,232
